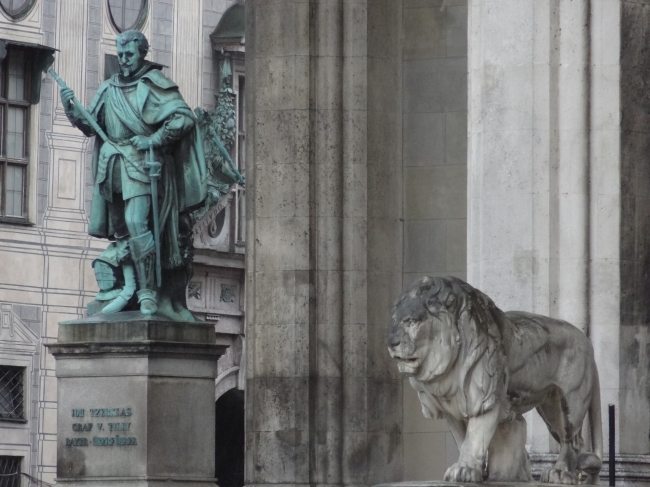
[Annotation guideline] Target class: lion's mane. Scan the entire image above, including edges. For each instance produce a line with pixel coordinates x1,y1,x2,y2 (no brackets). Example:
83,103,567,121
392,276,511,418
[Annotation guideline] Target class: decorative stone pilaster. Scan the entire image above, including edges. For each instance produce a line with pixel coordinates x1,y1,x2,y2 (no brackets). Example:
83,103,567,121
468,0,650,484
44,0,90,232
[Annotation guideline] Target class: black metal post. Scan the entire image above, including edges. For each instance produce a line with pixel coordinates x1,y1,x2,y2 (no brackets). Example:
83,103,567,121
609,404,615,486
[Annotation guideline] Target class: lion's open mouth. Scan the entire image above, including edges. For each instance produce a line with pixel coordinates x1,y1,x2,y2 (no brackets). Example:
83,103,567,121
396,356,420,373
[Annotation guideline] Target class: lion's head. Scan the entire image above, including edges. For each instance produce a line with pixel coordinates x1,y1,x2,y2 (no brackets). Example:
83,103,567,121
387,276,508,418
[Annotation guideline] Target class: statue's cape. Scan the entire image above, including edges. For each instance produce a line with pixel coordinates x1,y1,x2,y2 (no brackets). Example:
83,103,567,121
87,65,207,259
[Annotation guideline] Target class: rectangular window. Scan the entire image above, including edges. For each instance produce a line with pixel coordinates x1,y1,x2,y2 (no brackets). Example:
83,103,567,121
0,47,30,222
0,456,21,487
0,365,25,421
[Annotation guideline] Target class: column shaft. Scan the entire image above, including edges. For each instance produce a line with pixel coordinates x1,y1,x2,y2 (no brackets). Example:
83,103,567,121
245,1,402,486
468,0,628,470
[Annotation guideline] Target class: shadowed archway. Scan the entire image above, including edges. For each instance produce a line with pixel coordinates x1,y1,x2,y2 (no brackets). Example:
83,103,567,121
215,388,244,487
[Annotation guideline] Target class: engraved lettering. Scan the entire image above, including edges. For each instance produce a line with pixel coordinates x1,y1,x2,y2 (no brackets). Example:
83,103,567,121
115,435,138,446
65,438,88,447
93,436,115,446
70,407,137,448
87,407,132,417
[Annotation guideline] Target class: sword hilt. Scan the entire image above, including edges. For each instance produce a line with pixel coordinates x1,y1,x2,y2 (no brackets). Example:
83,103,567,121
146,160,161,178
146,143,161,178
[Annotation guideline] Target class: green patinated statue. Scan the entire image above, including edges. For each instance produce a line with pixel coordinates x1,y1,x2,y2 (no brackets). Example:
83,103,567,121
60,31,208,320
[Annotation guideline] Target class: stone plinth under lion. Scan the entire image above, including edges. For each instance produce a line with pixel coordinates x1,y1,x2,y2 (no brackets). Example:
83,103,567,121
387,277,602,485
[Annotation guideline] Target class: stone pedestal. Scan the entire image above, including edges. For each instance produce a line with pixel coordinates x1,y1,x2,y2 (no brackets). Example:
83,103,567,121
47,312,229,487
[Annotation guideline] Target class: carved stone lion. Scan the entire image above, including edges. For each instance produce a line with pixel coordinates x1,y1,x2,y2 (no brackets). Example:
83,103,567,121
388,276,602,484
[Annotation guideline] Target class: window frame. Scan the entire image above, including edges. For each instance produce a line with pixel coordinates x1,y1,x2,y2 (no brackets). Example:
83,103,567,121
0,46,31,224
0,365,26,424
107,0,149,34
0,455,21,487
0,0,36,21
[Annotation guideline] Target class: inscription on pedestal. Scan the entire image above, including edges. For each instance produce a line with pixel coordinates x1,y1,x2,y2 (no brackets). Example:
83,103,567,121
65,407,137,447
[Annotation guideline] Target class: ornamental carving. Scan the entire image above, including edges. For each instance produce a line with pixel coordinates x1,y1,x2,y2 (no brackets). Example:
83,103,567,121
187,282,201,300
219,285,235,304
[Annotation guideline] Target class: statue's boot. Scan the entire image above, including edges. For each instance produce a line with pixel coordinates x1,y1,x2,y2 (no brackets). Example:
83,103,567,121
102,264,136,313
130,231,158,315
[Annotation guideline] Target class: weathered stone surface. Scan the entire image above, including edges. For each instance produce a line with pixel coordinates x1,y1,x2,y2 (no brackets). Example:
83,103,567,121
246,0,403,486
48,317,228,487
58,311,220,344
402,17,469,460
467,1,650,484
619,0,650,459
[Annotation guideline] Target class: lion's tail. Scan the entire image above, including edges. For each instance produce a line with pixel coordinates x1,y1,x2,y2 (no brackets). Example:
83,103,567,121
579,364,603,484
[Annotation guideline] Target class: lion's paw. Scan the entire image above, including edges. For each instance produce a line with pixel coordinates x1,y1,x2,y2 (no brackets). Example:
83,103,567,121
444,463,483,483
540,467,578,485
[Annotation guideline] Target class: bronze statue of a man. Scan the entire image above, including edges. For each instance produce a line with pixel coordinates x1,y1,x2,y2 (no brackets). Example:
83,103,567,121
60,30,206,317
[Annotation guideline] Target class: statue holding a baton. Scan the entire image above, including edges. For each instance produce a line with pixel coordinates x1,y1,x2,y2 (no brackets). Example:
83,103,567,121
56,30,207,319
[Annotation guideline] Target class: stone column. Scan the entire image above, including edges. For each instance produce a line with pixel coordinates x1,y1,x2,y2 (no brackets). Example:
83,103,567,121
172,0,202,109
245,1,402,486
469,0,650,482
619,0,650,473
469,0,593,457
468,0,592,322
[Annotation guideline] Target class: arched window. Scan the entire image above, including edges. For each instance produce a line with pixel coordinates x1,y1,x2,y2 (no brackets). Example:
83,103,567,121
107,0,148,33
0,0,36,20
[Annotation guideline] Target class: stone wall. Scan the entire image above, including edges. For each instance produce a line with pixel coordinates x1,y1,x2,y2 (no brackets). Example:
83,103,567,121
202,0,239,110
401,0,467,480
402,0,467,286
151,0,174,76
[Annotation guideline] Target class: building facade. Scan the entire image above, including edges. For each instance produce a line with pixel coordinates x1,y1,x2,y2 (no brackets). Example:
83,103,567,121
1,1,649,487
0,1,246,485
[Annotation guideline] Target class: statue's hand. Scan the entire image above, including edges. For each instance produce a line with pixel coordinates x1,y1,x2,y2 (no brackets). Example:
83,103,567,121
60,87,74,108
130,135,153,151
